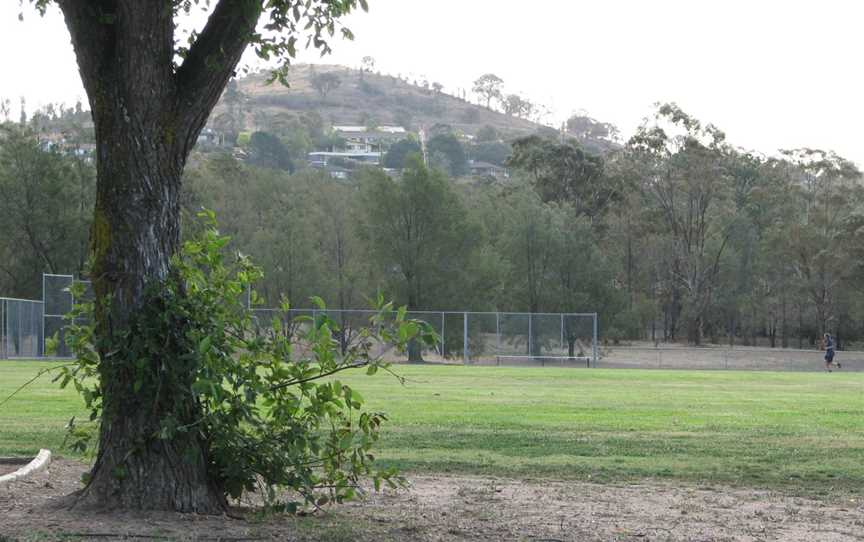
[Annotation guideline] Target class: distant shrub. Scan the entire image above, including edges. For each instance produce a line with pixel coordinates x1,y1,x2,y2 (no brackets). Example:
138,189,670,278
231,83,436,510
427,133,467,177
469,141,511,166
383,139,422,169
393,109,413,130
358,80,383,96
460,108,480,124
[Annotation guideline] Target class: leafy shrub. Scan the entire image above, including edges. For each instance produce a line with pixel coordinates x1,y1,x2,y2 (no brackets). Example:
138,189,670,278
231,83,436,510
59,211,436,511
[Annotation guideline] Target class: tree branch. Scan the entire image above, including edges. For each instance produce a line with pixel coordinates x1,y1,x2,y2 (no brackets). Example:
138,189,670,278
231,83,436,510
174,0,264,155
270,361,369,391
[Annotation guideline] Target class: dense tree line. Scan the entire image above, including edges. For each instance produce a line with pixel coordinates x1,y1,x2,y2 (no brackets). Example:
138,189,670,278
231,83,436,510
185,103,864,349
612,105,864,348
2,102,863,348
0,124,94,298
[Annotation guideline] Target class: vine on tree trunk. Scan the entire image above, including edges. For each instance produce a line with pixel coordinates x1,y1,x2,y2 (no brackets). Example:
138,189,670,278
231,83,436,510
58,210,437,512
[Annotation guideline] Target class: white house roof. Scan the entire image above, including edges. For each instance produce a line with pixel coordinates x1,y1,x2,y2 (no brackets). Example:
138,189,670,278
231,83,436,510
333,125,406,134
469,161,504,169
309,151,381,158
333,126,367,133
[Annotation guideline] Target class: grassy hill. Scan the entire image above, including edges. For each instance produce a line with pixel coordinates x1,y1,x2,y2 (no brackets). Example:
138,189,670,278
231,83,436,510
214,64,615,153
222,64,547,137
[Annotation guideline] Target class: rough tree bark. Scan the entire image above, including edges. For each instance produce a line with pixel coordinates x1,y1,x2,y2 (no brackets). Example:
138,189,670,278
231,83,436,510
57,0,263,512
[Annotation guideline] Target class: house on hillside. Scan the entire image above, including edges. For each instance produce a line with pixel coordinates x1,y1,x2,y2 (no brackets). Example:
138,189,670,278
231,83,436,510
73,143,97,158
37,132,96,162
196,127,227,148
308,151,381,179
305,125,411,178
332,125,407,153
468,160,509,180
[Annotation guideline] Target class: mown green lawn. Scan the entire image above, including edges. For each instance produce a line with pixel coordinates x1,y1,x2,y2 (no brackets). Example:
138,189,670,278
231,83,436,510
1,361,862,493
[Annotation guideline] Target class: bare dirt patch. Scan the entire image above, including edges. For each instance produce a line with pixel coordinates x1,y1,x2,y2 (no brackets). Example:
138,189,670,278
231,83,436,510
1,459,861,541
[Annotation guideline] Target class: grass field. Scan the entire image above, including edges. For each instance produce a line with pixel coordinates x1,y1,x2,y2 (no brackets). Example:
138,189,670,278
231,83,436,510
1,361,863,494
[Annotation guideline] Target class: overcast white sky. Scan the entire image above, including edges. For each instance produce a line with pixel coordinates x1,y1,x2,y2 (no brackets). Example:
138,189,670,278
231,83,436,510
1,0,862,165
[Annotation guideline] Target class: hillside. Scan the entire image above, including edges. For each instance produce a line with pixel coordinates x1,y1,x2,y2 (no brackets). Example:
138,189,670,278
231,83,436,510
212,64,615,153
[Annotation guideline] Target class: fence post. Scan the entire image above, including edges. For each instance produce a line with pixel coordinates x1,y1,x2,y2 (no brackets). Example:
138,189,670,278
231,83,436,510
560,314,564,354
0,299,4,360
592,313,598,368
496,312,500,355
528,313,533,358
441,312,445,358
41,274,46,357
463,312,469,364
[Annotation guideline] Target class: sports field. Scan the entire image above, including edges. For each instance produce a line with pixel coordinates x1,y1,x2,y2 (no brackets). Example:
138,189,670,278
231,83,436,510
1,361,863,494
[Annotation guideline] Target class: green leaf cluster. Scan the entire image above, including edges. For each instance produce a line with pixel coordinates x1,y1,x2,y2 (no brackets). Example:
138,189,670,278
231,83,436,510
57,210,437,511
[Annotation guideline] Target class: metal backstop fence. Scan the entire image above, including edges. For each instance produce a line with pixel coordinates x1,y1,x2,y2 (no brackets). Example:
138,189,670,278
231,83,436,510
0,274,89,360
3,274,860,372
0,297,44,359
43,274,75,358
1,275,600,366
251,309,599,366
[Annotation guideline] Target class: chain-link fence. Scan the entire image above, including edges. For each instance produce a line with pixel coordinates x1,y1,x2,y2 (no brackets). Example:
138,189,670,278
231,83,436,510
0,297,44,358
251,308,599,366
43,274,74,357
2,275,601,365
600,345,864,372
3,275,859,372
0,274,91,360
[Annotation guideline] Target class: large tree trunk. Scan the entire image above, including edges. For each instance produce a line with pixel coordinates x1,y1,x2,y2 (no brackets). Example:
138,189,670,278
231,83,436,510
768,309,777,348
728,314,735,347
58,0,263,513
668,286,681,342
688,316,702,346
75,117,225,512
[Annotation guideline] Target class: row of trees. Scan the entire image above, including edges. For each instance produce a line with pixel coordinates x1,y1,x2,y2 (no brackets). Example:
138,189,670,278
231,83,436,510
472,73,541,121
3,103,863,349
203,103,864,349
0,125,94,298
611,104,864,347
181,153,622,321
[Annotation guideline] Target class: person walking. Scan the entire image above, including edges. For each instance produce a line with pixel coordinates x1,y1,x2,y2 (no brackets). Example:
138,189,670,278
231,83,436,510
822,332,841,372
